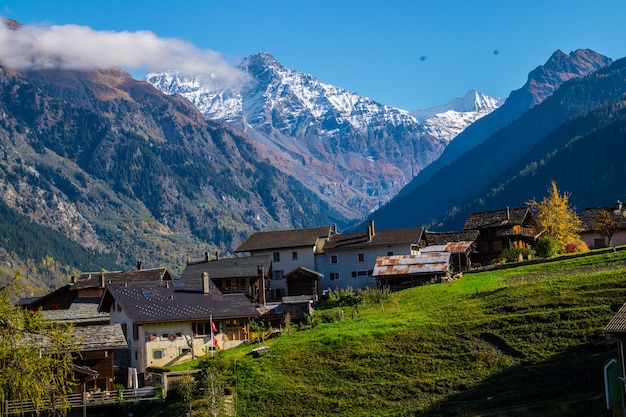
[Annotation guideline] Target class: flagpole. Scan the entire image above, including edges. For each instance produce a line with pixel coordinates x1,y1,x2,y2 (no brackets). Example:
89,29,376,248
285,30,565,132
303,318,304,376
210,314,214,357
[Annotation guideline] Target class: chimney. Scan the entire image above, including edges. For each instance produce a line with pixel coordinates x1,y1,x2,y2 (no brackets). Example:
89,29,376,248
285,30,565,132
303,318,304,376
367,220,375,241
202,272,210,294
205,252,209,262
186,255,191,265
506,207,510,222
258,265,266,307
70,276,75,284
100,272,105,289
616,200,623,212
137,260,142,270
215,251,219,261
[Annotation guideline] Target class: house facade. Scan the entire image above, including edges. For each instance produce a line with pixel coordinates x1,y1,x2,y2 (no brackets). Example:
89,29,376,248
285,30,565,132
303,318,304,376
180,253,273,303
316,222,425,291
235,225,334,299
463,207,538,266
580,202,626,249
99,276,259,374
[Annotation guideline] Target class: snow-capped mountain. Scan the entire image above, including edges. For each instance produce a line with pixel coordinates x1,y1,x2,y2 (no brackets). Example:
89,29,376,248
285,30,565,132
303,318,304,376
147,53,500,220
410,90,503,143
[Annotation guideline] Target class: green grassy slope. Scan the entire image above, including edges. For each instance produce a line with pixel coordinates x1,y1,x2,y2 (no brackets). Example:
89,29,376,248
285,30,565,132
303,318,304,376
160,250,626,417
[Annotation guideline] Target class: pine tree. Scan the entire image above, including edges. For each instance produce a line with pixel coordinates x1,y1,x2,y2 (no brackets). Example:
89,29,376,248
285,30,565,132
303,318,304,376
527,181,582,249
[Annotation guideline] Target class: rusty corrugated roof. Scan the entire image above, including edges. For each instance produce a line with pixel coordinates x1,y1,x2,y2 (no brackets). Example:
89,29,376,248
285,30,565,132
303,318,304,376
373,253,450,277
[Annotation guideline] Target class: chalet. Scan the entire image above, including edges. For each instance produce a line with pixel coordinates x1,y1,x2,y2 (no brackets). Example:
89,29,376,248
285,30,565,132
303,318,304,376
580,201,626,249
235,225,334,299
20,264,172,311
463,207,538,265
316,221,425,290
42,302,127,393
373,253,451,291
98,276,259,375
423,230,479,272
284,267,322,299
180,253,273,303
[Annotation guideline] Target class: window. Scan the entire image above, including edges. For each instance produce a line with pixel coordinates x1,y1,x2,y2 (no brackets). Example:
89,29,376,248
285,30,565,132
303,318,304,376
273,252,281,262
292,251,298,260
330,255,338,264
273,270,284,279
152,350,163,360
194,322,217,336
387,251,393,256
133,324,139,341
330,272,340,281
358,253,365,262
353,270,368,277
492,240,503,252
275,288,283,298
180,348,191,355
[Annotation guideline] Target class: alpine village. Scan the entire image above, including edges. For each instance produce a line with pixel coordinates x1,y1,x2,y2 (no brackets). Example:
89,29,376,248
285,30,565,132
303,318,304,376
3,16,626,417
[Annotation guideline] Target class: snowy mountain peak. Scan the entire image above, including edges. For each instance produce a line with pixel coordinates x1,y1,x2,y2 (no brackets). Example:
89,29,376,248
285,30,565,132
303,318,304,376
410,90,503,122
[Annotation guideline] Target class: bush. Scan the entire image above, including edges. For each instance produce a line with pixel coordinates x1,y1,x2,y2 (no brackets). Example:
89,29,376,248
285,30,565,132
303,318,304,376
564,239,589,253
499,245,536,263
326,286,362,307
536,236,563,257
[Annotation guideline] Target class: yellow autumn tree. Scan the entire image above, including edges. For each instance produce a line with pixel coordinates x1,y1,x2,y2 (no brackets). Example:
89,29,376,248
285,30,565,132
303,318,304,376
527,181,582,249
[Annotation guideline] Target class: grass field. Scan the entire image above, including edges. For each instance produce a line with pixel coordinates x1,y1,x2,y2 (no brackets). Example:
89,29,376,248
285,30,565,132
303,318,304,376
151,249,626,417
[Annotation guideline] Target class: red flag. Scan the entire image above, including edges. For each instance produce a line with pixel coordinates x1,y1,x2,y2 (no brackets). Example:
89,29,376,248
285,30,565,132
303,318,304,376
213,335,219,348
211,319,218,334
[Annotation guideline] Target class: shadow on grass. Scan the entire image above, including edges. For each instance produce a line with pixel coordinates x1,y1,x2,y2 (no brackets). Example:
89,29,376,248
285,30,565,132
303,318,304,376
425,341,616,417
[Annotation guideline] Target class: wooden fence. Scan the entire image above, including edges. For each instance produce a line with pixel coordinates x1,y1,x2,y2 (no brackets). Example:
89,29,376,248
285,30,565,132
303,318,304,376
3,387,158,416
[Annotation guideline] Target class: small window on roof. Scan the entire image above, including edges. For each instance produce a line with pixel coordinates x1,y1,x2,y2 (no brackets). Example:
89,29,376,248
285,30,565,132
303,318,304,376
172,281,185,287
142,290,155,297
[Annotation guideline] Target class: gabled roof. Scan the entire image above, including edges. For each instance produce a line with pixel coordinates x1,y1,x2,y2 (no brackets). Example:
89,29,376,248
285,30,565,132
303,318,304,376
373,253,450,277
180,255,272,281
425,230,479,246
323,227,424,251
74,267,171,290
283,267,323,281
463,207,534,230
99,279,260,324
604,303,626,333
72,324,128,351
42,300,109,325
17,285,72,309
580,206,626,232
235,226,333,252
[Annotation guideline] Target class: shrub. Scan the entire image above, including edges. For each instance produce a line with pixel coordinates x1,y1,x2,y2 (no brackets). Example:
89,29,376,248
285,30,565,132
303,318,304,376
536,236,563,257
564,239,589,253
326,286,363,307
499,245,536,263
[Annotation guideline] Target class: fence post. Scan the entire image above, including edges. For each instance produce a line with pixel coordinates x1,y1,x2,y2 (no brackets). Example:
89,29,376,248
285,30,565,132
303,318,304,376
82,391,87,417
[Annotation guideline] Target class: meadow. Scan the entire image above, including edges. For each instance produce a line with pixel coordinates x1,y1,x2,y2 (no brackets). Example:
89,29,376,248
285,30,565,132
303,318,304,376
152,249,626,416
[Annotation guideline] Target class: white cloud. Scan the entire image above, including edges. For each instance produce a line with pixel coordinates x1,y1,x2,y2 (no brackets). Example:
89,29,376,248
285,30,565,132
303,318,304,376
0,18,248,84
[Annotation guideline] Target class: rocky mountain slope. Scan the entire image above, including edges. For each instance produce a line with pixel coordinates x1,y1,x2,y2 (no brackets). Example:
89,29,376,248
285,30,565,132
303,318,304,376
0,65,348,290
365,51,623,232
147,53,500,218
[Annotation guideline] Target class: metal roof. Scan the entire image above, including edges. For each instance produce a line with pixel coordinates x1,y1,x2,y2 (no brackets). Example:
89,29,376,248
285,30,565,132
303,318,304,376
373,253,450,277
421,241,474,254
324,227,424,250
99,279,260,324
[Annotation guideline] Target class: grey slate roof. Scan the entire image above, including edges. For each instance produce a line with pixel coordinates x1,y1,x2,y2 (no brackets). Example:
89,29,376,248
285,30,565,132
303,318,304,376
235,226,333,252
425,230,479,246
180,255,272,280
73,267,171,289
580,206,626,232
72,324,128,351
42,300,109,325
323,227,424,250
463,207,534,230
605,302,626,333
99,279,260,324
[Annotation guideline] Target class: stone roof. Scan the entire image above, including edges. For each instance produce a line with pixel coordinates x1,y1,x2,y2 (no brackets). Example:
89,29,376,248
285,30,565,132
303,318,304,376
580,206,626,232
235,226,333,252
463,207,534,230
73,267,171,289
425,230,479,246
72,324,128,351
180,255,272,280
99,279,260,324
323,227,424,251
42,300,109,325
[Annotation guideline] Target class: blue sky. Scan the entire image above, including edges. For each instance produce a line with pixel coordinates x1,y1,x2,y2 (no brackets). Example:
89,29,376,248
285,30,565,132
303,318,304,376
2,1,626,110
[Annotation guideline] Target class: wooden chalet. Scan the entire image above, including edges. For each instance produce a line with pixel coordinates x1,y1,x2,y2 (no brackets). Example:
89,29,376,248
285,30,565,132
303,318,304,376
424,230,479,272
463,207,538,266
284,267,322,300
180,254,272,303
373,253,451,291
